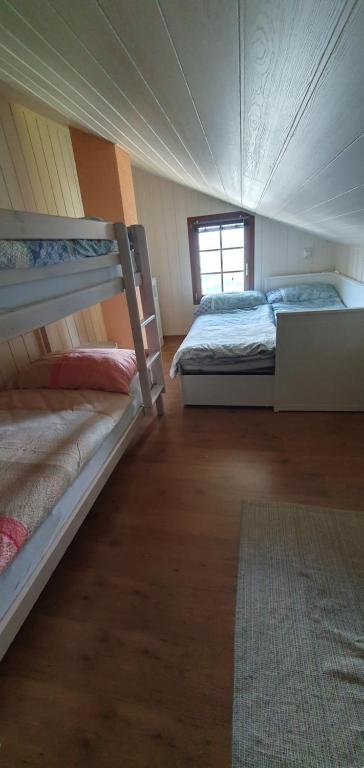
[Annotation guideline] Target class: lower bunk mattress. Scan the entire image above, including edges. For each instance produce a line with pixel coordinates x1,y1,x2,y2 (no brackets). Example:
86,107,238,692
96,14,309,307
170,304,276,377
0,381,142,617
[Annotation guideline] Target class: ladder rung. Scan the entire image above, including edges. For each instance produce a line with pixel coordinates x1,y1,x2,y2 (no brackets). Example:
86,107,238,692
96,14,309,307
140,314,155,328
151,383,164,403
146,350,161,367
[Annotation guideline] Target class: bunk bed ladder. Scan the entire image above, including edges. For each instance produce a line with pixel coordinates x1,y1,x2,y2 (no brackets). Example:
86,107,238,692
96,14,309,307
115,222,165,416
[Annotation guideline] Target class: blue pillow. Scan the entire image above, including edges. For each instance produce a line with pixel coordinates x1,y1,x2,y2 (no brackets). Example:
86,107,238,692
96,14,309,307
195,291,267,316
266,283,340,304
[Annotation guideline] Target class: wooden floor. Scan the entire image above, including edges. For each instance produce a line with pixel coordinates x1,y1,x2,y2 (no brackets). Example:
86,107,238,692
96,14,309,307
1,337,364,767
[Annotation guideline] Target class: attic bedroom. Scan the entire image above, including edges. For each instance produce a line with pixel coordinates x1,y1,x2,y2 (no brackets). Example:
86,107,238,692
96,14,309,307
0,2,363,767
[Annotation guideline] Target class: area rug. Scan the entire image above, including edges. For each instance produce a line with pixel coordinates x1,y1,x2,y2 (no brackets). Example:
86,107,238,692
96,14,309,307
233,501,364,768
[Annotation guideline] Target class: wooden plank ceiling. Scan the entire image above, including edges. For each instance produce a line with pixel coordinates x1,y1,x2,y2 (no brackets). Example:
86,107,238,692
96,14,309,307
0,0,363,245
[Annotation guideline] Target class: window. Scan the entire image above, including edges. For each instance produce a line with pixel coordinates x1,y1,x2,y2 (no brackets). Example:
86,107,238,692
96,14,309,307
187,211,254,304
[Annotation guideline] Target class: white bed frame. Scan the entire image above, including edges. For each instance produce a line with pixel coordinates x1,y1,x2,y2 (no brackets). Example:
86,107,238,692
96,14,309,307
0,208,165,660
180,270,364,412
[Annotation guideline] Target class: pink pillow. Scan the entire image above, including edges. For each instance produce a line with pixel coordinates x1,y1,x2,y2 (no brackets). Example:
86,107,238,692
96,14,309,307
15,348,137,395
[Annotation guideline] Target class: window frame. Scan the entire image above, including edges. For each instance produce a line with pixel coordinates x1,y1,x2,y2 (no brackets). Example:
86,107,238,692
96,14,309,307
187,210,254,304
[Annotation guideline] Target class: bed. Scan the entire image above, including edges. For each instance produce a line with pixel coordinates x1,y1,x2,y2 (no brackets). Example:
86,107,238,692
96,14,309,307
0,382,142,652
174,270,364,411
0,208,165,660
0,213,139,339
171,304,276,375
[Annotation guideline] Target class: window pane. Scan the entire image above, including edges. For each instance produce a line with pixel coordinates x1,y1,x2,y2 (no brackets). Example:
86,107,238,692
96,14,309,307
201,273,222,294
221,226,244,249
200,249,221,273
198,229,220,251
223,271,245,292
222,248,244,271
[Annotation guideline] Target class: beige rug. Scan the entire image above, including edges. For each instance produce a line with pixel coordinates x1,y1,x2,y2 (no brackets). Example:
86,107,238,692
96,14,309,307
233,501,364,767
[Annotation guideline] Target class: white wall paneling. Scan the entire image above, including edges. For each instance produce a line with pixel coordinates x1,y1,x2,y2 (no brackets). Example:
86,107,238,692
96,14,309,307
133,167,239,335
0,96,107,386
133,167,335,335
1,2,364,248
255,217,334,290
334,243,364,284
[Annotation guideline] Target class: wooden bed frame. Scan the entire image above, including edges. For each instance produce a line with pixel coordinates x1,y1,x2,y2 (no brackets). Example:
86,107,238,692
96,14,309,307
180,270,364,411
0,209,165,660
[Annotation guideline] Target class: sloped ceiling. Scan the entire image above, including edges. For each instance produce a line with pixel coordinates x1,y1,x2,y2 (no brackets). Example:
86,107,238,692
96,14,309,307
0,0,363,245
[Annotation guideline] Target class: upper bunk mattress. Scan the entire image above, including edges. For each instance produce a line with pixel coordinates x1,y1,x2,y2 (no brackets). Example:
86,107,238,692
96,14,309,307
170,304,276,377
0,384,141,575
0,238,118,269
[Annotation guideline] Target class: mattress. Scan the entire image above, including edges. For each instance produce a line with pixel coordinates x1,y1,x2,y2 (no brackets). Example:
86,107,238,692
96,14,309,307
0,379,142,579
170,304,276,377
0,237,118,269
179,357,275,374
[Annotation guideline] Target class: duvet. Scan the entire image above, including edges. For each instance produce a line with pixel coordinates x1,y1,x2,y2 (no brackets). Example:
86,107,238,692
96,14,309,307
0,389,130,573
170,304,276,377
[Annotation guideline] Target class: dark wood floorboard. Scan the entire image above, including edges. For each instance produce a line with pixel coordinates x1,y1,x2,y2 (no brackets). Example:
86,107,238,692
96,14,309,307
1,336,364,767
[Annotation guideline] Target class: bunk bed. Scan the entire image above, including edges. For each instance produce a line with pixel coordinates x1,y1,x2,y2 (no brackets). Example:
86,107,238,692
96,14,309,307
172,270,364,411
0,209,165,660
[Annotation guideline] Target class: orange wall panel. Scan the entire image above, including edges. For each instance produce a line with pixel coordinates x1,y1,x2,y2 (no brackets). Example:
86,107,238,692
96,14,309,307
70,129,138,348
69,130,121,218
114,145,138,225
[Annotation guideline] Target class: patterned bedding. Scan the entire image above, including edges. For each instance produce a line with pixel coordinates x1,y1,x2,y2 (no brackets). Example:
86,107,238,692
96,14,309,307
0,388,132,573
0,238,118,269
272,297,345,320
170,304,276,377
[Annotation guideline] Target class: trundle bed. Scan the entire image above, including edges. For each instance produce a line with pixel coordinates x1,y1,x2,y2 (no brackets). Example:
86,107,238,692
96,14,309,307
172,270,364,411
0,209,164,660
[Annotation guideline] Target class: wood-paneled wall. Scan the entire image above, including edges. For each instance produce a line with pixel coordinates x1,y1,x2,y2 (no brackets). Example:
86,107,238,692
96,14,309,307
0,98,107,387
70,129,137,348
254,216,336,290
334,243,364,283
133,167,336,335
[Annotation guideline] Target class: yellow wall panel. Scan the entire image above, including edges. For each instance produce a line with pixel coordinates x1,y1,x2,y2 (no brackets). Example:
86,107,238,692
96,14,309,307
0,168,11,209
0,100,36,212
37,121,68,216
0,96,107,386
0,121,24,209
22,331,43,362
23,109,58,215
11,103,48,213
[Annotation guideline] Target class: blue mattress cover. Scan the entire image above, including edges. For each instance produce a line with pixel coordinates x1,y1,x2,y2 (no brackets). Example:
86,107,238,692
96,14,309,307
0,238,119,269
